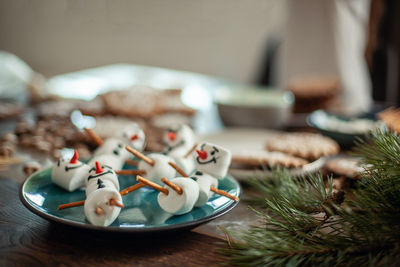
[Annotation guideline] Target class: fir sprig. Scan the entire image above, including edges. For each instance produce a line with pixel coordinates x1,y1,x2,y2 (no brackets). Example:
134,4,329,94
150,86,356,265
219,130,400,266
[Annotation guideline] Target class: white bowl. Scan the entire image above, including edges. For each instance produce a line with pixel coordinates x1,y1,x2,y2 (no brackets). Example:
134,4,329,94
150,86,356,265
215,87,294,129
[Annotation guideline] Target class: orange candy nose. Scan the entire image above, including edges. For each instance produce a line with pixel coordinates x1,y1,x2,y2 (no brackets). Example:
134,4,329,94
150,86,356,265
70,149,79,164
196,150,208,160
167,132,176,141
95,161,104,174
130,134,139,141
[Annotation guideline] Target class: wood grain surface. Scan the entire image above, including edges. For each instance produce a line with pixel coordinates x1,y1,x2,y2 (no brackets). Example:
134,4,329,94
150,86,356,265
0,178,227,266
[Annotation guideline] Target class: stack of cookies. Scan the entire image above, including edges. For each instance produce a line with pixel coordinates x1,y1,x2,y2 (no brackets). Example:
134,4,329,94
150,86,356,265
231,132,340,171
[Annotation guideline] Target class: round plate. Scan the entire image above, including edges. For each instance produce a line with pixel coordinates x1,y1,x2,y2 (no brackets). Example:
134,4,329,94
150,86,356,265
20,167,240,233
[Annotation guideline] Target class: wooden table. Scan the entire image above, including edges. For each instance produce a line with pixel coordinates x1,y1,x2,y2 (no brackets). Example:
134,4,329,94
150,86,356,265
0,170,256,266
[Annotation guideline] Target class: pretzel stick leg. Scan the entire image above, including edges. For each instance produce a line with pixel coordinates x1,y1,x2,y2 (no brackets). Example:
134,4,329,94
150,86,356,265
84,128,104,147
136,175,168,195
125,146,154,166
109,198,124,208
210,186,239,202
115,169,146,176
168,162,188,177
161,177,183,195
58,200,85,210
184,143,198,158
119,182,146,196
95,207,104,215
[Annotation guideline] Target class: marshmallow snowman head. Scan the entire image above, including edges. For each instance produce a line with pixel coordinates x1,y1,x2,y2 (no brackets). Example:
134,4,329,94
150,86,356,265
195,142,232,179
115,123,146,151
51,149,90,192
86,161,119,191
84,187,122,226
163,124,196,156
137,153,176,186
157,177,199,215
93,137,130,160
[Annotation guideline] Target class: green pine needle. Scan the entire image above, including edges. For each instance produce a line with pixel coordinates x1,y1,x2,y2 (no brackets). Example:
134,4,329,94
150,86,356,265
219,130,400,266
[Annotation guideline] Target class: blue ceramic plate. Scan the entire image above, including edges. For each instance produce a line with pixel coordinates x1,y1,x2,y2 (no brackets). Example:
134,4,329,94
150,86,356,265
20,167,241,233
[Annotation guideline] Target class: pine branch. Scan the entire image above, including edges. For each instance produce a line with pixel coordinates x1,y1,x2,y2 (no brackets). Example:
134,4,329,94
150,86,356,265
219,130,400,266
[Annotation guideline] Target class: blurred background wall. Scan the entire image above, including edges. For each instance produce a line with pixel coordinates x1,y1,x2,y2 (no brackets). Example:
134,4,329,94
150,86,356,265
0,0,287,82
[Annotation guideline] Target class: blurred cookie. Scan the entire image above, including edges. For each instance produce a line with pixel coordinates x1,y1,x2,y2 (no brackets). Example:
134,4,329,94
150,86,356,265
36,99,79,118
288,76,340,113
156,89,196,116
23,161,42,176
231,150,309,169
92,116,147,140
378,107,400,134
265,132,339,161
0,101,23,120
102,86,160,118
324,157,364,179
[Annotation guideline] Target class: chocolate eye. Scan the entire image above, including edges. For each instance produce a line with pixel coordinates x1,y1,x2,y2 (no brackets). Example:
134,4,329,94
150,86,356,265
211,151,215,156
118,143,122,148
113,150,119,156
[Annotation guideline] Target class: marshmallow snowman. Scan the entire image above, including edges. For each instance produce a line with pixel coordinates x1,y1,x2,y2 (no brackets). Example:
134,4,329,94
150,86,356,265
51,150,90,192
84,187,123,226
163,124,196,174
157,177,199,215
195,142,232,179
85,162,120,191
115,123,146,151
190,171,218,207
84,161,123,226
88,123,146,172
163,124,196,157
138,153,176,186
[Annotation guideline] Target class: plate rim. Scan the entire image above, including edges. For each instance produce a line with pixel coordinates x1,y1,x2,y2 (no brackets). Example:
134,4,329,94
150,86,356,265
19,167,241,233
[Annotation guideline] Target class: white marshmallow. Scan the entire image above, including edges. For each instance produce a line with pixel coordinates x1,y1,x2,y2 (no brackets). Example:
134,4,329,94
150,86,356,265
157,177,199,215
84,188,122,226
195,142,231,179
191,172,218,207
86,178,117,197
138,153,176,186
114,123,146,151
88,154,124,172
170,154,195,175
85,164,119,190
51,158,90,192
93,137,131,161
163,124,196,156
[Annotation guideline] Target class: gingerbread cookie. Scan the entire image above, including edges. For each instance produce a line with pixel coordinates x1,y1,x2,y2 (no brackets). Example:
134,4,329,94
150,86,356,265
265,132,339,161
324,157,364,179
101,86,160,118
0,101,23,120
378,107,400,134
232,150,309,169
